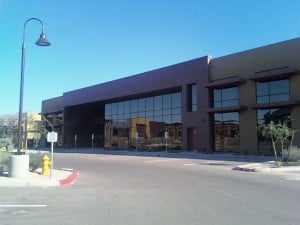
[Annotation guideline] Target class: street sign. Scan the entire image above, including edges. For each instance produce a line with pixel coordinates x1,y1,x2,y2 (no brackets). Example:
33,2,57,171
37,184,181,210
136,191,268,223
47,131,57,143
164,131,169,139
46,131,57,179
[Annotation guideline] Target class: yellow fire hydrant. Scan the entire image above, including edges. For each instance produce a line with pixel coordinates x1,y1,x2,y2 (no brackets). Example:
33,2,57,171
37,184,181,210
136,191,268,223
42,154,51,176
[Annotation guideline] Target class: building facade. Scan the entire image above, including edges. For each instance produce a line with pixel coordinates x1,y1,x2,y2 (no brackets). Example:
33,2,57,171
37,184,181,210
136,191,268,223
42,38,300,154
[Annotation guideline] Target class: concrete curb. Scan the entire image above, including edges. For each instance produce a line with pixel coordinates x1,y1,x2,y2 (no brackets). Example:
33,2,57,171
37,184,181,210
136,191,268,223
232,167,256,172
232,161,300,173
257,166,300,173
59,169,79,186
0,168,79,187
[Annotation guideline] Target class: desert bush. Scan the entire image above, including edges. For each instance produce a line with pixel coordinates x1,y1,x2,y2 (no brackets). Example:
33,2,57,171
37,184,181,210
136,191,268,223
0,151,49,173
29,152,45,171
282,146,300,162
0,151,10,173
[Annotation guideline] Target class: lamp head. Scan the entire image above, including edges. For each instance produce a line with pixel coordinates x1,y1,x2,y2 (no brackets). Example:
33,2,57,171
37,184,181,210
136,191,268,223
35,32,51,46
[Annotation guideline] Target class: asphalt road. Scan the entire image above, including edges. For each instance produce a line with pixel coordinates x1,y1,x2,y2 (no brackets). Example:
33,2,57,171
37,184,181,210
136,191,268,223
0,152,299,225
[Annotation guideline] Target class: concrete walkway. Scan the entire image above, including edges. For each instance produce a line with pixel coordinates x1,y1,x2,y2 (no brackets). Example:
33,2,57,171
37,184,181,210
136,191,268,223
233,161,300,173
0,168,78,187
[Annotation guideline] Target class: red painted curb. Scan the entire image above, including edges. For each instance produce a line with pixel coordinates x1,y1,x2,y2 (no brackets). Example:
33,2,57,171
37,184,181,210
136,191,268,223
233,167,256,172
59,170,79,186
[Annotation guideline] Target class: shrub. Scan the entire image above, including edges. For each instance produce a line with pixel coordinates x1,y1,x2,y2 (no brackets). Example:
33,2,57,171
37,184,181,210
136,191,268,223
29,152,46,171
0,151,48,173
0,151,10,173
282,146,300,162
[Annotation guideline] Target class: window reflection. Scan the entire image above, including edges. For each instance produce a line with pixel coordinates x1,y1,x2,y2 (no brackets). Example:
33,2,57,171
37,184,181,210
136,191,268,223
172,92,181,108
105,92,182,151
213,87,238,108
257,108,290,154
124,101,130,113
131,100,138,112
270,80,289,95
112,103,117,114
163,109,172,116
154,96,163,109
146,97,153,111
222,87,237,100
256,79,289,104
105,104,111,115
214,112,240,152
163,94,172,109
214,89,221,101
187,84,197,112
138,98,146,111
117,102,123,114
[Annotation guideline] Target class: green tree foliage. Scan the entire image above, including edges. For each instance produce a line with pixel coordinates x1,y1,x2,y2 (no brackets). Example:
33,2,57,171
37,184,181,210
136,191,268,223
0,114,18,149
258,117,296,165
0,113,48,150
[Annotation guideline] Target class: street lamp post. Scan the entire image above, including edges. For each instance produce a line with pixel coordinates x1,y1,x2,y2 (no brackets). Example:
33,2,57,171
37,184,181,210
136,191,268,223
17,18,51,154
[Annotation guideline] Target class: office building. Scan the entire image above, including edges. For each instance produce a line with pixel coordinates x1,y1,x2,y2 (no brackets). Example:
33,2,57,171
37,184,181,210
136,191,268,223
42,38,300,154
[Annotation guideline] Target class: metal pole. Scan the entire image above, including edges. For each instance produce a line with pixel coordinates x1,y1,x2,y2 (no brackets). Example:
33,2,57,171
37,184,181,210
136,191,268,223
17,43,25,153
17,18,49,154
74,134,77,150
136,132,138,151
165,131,168,152
92,133,94,149
50,140,54,179
166,137,168,152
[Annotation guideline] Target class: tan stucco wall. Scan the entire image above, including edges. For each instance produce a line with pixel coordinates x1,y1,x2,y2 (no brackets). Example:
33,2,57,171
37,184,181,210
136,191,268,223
25,112,41,139
210,38,300,154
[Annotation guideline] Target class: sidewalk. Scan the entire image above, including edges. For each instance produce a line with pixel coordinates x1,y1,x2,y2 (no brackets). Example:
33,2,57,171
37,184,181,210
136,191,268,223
0,168,78,187
55,148,275,163
233,161,300,173
56,148,300,174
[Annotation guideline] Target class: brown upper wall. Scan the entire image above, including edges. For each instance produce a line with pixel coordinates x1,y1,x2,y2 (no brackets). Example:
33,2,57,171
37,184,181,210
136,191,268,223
210,37,300,80
41,96,63,114
44,37,300,110
63,56,210,107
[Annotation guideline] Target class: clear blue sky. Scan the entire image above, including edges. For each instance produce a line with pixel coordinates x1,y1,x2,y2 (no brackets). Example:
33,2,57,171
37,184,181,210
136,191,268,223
1,0,300,114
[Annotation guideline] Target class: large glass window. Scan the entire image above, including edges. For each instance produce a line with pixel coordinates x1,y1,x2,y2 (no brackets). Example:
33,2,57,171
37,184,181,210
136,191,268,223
214,112,239,152
172,92,181,108
111,103,117,114
104,92,182,150
256,79,289,104
124,101,130,113
187,84,197,112
131,100,138,113
213,87,238,108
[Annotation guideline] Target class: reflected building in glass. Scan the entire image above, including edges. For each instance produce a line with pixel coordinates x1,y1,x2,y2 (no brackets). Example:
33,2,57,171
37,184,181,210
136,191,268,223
104,93,182,150
42,38,300,155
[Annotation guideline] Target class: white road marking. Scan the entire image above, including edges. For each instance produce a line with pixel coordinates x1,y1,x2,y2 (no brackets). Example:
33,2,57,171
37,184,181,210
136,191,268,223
0,205,47,208
145,158,181,163
183,163,196,166
285,178,300,181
